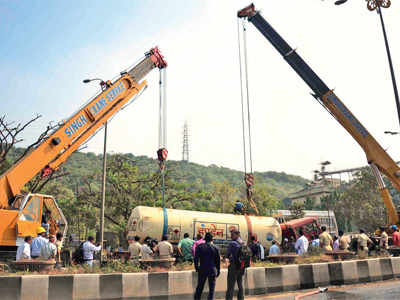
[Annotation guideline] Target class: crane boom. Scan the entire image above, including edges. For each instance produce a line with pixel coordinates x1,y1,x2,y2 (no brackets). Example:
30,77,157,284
0,47,167,209
238,4,400,224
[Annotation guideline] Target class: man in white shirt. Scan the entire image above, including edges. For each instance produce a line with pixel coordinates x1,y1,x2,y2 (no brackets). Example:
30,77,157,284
31,227,48,259
82,236,102,266
295,230,309,256
141,237,154,259
16,236,32,260
155,235,173,258
40,235,57,260
259,243,265,260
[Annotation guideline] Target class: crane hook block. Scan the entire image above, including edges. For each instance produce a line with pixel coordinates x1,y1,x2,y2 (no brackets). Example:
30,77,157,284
157,148,168,162
244,173,254,188
40,166,53,178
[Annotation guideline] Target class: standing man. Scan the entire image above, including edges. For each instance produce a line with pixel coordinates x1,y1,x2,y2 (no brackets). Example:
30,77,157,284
31,227,48,259
128,236,142,261
154,234,173,258
194,232,220,300
82,236,102,266
311,235,320,248
295,230,309,255
358,229,372,259
319,226,333,252
379,226,389,253
269,240,280,255
16,236,32,260
40,235,57,260
225,230,245,300
259,242,265,261
141,237,154,259
248,236,260,261
392,226,400,248
178,233,195,262
55,233,63,265
338,231,349,250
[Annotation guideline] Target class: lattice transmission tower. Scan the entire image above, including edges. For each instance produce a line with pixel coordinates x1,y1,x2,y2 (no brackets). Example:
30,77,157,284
182,121,189,162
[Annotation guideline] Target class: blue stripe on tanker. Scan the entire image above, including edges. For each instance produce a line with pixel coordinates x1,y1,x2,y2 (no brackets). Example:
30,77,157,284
162,207,168,236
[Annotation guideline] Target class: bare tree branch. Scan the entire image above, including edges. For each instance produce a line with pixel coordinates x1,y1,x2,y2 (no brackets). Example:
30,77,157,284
0,114,42,166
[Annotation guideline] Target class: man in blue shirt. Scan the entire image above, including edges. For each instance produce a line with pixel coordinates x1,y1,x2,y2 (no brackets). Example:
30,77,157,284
194,232,220,300
225,230,244,300
269,240,280,255
233,200,244,214
31,227,48,259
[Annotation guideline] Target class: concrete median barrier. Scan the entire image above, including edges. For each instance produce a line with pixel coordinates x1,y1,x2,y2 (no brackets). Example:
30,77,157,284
21,275,49,300
2,257,400,300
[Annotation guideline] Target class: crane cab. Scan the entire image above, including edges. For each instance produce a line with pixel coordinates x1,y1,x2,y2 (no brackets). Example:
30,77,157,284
0,193,67,255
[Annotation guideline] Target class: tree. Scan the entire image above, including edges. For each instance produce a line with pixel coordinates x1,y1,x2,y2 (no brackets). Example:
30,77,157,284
304,197,316,210
338,169,386,232
0,114,41,167
211,180,238,213
251,184,281,216
289,202,305,219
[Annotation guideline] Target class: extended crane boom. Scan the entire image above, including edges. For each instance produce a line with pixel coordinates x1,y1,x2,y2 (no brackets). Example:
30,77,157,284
0,47,166,250
0,47,166,208
238,4,400,224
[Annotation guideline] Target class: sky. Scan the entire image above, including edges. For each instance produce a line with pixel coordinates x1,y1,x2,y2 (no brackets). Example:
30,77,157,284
1,0,399,180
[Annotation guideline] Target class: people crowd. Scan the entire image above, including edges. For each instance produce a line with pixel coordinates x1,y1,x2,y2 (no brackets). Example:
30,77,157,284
16,223,400,300
16,226,64,264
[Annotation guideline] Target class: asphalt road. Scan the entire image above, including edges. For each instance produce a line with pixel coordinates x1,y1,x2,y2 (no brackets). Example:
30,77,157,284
218,279,400,300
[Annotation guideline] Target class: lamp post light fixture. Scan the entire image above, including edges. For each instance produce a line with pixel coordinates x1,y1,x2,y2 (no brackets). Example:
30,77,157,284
83,78,109,91
333,0,400,129
384,130,400,135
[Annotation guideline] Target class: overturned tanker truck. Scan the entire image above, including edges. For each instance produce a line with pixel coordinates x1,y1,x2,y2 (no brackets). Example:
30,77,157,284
127,206,282,251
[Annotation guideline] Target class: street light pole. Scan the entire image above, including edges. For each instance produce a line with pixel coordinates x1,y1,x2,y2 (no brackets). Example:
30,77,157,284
334,0,400,127
376,4,400,127
100,121,107,263
83,77,108,263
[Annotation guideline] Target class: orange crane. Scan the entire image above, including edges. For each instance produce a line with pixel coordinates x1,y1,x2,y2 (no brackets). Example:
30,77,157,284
238,4,400,225
0,47,167,252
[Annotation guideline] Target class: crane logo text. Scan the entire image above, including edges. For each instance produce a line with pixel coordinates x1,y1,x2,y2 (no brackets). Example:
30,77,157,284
64,115,88,138
89,82,125,116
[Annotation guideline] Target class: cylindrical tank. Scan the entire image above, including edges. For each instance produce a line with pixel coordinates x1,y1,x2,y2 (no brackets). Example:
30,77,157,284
127,206,282,249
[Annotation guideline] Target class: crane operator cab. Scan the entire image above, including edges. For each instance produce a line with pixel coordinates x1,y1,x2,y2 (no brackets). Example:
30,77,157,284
0,193,67,251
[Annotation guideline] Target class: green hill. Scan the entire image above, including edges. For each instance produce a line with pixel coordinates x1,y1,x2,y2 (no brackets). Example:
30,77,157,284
56,151,308,200
4,148,308,201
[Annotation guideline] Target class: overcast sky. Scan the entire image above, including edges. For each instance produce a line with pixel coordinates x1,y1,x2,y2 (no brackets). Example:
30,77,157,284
1,0,399,180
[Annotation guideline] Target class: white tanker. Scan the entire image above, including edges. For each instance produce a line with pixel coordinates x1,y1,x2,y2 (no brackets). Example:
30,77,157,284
127,206,282,249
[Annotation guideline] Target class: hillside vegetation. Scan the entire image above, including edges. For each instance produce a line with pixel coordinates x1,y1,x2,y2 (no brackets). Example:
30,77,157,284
3,148,309,241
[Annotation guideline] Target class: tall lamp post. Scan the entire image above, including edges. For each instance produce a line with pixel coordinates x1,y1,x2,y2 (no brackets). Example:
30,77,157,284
83,78,107,263
334,0,400,127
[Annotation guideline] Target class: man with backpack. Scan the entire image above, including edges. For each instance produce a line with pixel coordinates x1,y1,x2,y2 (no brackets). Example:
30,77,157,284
225,230,249,300
194,232,220,300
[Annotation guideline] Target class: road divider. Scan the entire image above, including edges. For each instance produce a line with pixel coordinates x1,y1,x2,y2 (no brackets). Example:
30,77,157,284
1,257,400,300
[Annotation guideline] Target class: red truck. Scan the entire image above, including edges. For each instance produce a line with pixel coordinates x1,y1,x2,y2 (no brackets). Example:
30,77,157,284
280,217,321,241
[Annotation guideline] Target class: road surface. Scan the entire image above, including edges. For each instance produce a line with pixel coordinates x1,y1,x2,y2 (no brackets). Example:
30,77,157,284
217,279,400,300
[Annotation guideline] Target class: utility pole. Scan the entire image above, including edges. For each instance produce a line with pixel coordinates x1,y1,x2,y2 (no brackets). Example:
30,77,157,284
100,121,107,263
